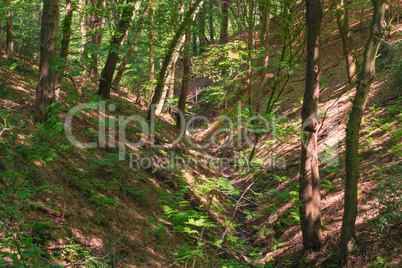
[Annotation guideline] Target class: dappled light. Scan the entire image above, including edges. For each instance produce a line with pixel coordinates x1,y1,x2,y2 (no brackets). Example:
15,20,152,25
0,0,400,267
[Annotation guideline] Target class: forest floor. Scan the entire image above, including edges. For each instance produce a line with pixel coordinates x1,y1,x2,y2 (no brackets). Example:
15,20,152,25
0,3,401,268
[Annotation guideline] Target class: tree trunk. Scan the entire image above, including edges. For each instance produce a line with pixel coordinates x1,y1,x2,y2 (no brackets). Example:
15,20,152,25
81,0,91,62
89,0,106,79
5,0,13,55
155,0,185,115
97,1,138,99
176,29,192,129
299,0,323,252
79,0,86,55
247,0,254,107
209,0,215,42
336,0,359,85
199,5,208,52
147,0,204,121
35,0,60,122
256,0,270,113
155,38,183,115
192,25,198,54
340,1,387,265
113,3,149,89
219,0,229,44
149,0,155,81
55,0,75,100
167,62,177,113
397,0,400,28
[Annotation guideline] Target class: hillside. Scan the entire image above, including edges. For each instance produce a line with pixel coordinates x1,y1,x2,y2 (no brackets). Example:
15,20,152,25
0,1,401,267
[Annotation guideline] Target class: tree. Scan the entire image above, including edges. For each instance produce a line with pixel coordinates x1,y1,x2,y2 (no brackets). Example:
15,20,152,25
255,0,270,113
198,5,208,52
55,0,75,100
155,38,183,115
176,28,192,130
247,0,254,107
112,2,149,89
154,0,186,115
146,0,204,121
208,0,215,42
5,0,13,54
299,0,323,251
35,0,60,122
219,0,229,44
97,0,139,99
336,0,359,85
340,0,387,265
148,0,155,81
89,0,106,79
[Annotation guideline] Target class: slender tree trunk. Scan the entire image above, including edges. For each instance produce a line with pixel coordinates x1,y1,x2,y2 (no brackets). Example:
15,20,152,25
397,0,400,28
336,0,359,85
176,29,192,129
360,1,364,30
35,0,60,122
247,0,254,107
89,0,106,79
299,0,323,252
5,0,13,55
97,1,138,99
256,0,270,113
340,1,387,265
79,0,86,55
113,3,149,89
199,5,208,52
81,0,91,62
192,25,198,54
147,0,204,121
167,62,177,113
209,0,215,42
55,0,75,100
149,0,155,81
219,0,229,44
155,38,184,115
155,0,185,115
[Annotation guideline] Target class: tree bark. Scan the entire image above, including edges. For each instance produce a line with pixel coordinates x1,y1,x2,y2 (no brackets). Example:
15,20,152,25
336,0,359,85
79,0,86,55
176,29,192,129
147,0,204,121
209,0,215,42
340,0,387,265
81,0,91,62
167,61,177,113
199,5,208,52
247,0,254,107
192,25,198,54
149,0,155,81
112,3,149,89
55,0,75,100
219,0,229,44
89,0,106,79
155,38,184,115
256,0,270,113
397,0,400,28
5,0,13,55
35,0,60,122
97,1,138,99
299,0,323,252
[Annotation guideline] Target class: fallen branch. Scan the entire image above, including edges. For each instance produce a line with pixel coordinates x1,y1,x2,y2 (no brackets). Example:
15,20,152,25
0,116,11,136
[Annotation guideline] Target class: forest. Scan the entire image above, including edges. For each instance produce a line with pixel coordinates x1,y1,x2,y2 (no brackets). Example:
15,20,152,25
0,0,401,267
